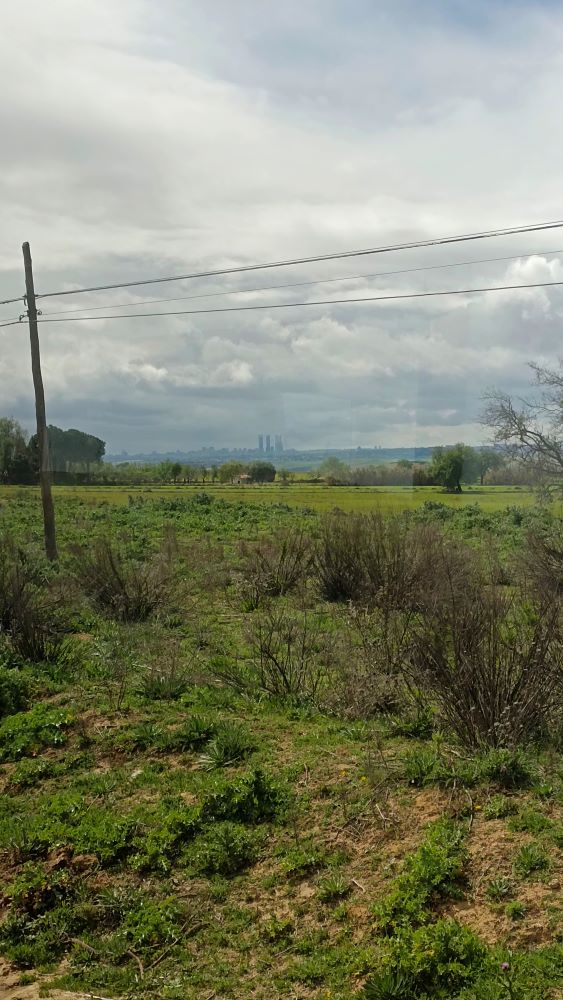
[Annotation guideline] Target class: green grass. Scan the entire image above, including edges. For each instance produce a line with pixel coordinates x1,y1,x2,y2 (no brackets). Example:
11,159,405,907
1,481,558,514
0,489,561,999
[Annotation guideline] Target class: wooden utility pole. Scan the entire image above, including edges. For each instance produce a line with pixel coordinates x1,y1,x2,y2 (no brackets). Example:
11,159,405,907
22,242,58,561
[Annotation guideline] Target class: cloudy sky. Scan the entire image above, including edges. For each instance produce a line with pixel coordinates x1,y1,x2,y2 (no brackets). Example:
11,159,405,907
1,0,563,453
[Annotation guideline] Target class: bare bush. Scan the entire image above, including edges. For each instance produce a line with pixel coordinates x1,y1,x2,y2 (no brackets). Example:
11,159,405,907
519,524,563,598
314,513,369,602
247,607,332,700
327,605,414,719
0,537,65,662
409,587,562,748
314,512,468,612
72,536,175,621
236,528,312,608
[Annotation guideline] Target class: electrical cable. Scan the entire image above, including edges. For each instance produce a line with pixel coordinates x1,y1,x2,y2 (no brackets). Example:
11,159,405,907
35,279,563,324
0,319,24,329
34,219,563,301
0,295,24,307
38,246,563,318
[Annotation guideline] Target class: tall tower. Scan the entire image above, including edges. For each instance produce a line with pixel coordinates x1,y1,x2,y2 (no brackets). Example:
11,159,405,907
275,434,283,453
258,434,264,453
265,434,271,453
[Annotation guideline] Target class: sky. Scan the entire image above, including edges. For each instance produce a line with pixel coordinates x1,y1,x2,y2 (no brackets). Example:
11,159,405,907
1,0,563,453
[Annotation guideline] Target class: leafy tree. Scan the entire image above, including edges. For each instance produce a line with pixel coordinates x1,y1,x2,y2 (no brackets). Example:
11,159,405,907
475,448,505,485
318,458,351,484
483,362,563,484
0,418,34,483
430,445,466,492
218,461,245,483
170,462,182,483
248,461,276,483
156,460,175,483
278,468,290,485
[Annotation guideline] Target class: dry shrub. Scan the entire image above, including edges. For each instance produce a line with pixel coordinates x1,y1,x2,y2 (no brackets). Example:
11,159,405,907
0,537,65,662
520,524,563,598
72,536,175,621
314,512,466,611
409,585,562,748
327,605,414,719
236,528,312,609
314,513,365,602
247,607,332,701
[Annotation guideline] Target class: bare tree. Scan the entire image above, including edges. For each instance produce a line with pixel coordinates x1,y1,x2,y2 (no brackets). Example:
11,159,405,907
482,362,563,483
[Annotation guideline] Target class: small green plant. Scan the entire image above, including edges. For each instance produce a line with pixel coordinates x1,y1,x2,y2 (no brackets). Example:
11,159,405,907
513,843,551,879
0,667,29,718
401,747,451,787
374,820,467,933
362,919,487,998
0,705,74,762
484,794,517,820
508,808,553,835
137,656,190,701
317,872,351,903
200,768,288,825
7,757,57,789
260,915,294,943
171,715,218,751
474,747,536,789
198,722,256,770
485,877,514,902
279,843,328,878
190,822,260,876
505,901,527,921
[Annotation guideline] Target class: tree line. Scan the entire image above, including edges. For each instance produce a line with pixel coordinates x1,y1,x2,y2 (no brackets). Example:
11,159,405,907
0,419,105,484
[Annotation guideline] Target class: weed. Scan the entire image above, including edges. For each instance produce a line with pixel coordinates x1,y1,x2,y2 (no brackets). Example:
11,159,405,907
485,877,515,902
198,722,256,770
317,872,351,903
513,843,551,879
137,648,191,701
506,901,527,921
237,527,312,603
171,715,218,751
0,666,29,718
190,822,260,876
363,919,487,999
508,808,553,835
473,747,536,789
401,746,452,787
0,705,74,762
261,915,294,943
279,843,328,878
200,768,288,825
484,795,517,820
374,820,467,933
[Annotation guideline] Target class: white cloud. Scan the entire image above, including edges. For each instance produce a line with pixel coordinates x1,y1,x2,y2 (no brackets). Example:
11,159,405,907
2,0,563,450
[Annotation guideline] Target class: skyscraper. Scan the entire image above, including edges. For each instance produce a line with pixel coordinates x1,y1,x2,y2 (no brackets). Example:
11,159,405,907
265,435,271,453
258,434,264,453
274,435,283,453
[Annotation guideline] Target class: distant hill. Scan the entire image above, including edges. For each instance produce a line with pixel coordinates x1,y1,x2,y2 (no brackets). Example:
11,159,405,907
104,446,437,471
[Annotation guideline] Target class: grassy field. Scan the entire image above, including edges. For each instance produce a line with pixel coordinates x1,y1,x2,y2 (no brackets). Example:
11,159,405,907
1,482,559,515
0,491,561,999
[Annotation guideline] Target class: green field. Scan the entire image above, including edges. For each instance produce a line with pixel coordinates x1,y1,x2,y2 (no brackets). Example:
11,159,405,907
1,481,559,515
0,488,561,999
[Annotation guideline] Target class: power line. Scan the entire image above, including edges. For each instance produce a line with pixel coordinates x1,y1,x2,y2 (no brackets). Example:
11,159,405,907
0,295,24,307
38,245,563,318
35,219,563,301
35,279,563,324
0,319,24,329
